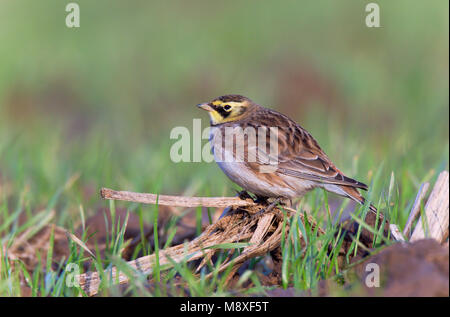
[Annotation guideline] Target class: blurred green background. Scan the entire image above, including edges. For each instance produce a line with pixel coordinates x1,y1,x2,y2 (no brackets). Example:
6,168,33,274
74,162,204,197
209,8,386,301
0,1,448,226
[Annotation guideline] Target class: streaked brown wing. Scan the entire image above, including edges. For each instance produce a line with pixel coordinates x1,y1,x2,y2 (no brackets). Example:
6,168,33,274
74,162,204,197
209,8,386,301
243,108,368,190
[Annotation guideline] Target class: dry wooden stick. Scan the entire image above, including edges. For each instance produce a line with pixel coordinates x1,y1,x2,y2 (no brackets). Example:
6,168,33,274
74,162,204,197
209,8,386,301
101,187,256,208
403,182,430,237
76,207,279,296
76,188,326,296
411,171,449,243
389,224,405,242
222,213,277,286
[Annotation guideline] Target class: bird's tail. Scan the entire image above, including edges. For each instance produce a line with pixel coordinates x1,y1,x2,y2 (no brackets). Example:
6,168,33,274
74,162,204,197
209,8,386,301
323,184,377,213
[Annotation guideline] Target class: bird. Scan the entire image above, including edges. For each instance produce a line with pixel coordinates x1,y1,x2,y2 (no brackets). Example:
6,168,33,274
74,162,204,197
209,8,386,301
197,94,376,212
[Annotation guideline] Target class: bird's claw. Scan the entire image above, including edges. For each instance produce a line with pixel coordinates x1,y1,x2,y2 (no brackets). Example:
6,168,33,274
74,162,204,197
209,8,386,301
253,197,282,218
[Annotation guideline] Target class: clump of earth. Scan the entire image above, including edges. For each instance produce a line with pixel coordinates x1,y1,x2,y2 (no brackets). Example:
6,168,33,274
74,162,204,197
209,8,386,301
265,239,449,297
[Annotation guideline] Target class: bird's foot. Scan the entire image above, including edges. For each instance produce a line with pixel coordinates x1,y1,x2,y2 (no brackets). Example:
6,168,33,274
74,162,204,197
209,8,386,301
252,197,283,218
236,190,254,201
267,197,292,207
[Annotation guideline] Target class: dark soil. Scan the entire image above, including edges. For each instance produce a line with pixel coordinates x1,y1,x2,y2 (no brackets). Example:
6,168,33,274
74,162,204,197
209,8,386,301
265,239,449,297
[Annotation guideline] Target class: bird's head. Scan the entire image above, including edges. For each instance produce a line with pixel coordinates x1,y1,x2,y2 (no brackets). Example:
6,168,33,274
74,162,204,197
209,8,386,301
197,94,254,125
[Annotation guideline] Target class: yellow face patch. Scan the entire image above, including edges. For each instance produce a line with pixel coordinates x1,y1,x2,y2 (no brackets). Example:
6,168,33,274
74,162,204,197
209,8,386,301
207,101,248,125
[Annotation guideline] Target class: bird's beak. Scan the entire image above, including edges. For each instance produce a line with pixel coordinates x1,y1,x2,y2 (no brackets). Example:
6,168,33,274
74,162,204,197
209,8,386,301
197,103,214,112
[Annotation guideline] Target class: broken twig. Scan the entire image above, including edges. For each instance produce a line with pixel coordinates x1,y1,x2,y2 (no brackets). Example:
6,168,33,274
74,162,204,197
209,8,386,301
410,171,449,243
403,182,430,238
76,188,325,296
100,187,256,208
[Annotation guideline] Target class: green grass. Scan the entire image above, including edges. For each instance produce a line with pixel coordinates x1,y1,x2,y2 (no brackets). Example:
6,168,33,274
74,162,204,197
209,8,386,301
0,0,448,296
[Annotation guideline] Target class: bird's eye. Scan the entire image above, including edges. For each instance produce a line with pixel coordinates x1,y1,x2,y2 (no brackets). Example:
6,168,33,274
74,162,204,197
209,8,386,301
223,105,232,111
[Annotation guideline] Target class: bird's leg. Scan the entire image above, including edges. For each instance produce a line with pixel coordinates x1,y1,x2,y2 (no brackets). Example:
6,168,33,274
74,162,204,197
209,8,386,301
219,190,254,220
267,197,292,207
254,195,269,205
237,190,251,200
236,190,254,201
253,197,282,218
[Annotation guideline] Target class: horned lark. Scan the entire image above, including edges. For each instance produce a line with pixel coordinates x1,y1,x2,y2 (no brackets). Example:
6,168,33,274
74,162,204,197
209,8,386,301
197,94,376,212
